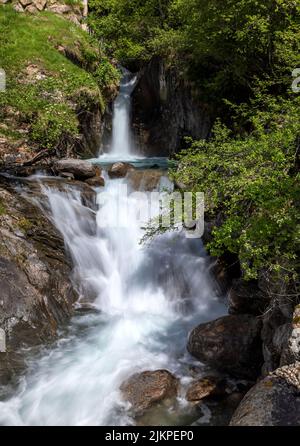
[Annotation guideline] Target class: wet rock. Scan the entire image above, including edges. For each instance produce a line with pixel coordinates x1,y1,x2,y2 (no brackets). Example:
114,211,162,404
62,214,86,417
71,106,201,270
228,278,270,315
55,159,96,180
120,370,178,415
230,362,300,426
187,315,263,379
85,176,105,188
132,56,211,156
186,376,226,402
226,392,245,408
108,162,134,179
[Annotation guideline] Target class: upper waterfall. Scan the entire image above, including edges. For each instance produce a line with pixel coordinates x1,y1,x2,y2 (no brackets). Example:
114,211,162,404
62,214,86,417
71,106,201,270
110,69,137,157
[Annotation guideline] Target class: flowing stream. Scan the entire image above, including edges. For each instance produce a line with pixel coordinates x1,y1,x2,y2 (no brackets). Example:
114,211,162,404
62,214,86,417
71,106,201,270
105,69,137,160
0,73,226,426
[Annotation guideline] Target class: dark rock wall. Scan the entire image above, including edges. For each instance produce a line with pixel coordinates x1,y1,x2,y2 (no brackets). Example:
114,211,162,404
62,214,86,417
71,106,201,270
132,57,211,156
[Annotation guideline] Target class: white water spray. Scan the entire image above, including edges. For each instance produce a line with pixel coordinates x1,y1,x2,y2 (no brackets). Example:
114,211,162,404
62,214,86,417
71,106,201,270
110,70,137,157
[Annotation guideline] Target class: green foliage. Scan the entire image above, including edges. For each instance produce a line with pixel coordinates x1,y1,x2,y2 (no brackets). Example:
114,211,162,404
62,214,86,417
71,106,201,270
30,103,78,149
172,96,300,281
94,56,120,90
172,0,300,102
0,6,117,151
88,0,174,63
88,0,300,103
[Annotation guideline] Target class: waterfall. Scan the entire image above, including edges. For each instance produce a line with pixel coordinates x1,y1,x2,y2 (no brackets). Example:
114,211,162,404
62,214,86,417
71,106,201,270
0,176,225,426
110,69,137,158
0,72,226,426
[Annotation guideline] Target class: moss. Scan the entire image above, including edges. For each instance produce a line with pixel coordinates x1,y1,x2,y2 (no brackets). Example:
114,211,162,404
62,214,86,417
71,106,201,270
293,316,300,325
263,380,274,388
0,6,118,152
18,218,33,233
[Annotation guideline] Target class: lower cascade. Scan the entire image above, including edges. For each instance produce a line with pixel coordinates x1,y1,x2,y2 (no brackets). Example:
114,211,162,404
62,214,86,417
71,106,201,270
0,173,225,425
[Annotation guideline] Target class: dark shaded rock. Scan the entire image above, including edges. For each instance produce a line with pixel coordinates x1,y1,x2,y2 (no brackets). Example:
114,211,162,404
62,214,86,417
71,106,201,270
273,323,293,359
228,278,270,315
73,88,105,158
55,159,96,180
132,57,211,156
226,392,245,408
108,162,134,179
186,376,226,402
120,370,178,415
261,304,291,375
209,252,241,297
187,315,263,379
230,362,300,426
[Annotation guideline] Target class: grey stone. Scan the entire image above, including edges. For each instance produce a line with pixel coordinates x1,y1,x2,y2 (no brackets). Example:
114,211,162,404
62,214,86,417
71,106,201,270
230,362,300,426
120,370,178,415
187,314,263,379
55,159,97,180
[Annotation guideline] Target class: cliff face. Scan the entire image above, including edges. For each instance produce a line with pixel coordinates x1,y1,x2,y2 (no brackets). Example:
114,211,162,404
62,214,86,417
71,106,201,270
0,177,83,386
132,57,211,157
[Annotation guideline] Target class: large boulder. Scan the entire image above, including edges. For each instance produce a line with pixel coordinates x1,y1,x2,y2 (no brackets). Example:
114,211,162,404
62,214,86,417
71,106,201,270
228,278,270,315
108,162,134,179
120,370,178,415
55,159,97,180
187,315,263,379
261,302,295,375
230,362,300,426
